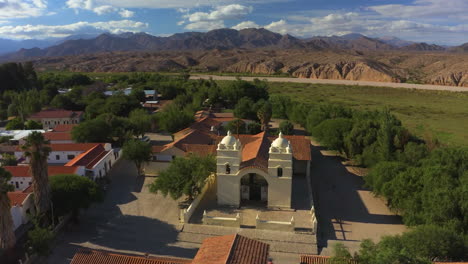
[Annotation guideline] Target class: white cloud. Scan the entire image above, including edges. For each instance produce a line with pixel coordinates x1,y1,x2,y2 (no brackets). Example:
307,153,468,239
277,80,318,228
0,20,148,39
0,0,48,19
119,9,134,18
185,21,225,31
93,0,284,9
232,21,259,30
369,0,468,21
66,0,134,18
264,19,288,34
182,4,252,31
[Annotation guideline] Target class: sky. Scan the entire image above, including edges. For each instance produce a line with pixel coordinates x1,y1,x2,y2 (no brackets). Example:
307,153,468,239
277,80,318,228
1,0,468,45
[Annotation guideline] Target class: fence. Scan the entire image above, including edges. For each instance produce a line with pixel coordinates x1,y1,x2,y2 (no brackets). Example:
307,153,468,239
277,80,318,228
180,173,216,223
256,214,295,232
202,211,242,228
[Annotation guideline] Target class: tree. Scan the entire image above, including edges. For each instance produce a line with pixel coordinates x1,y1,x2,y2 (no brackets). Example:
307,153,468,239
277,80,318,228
257,101,272,131
122,140,152,176
129,109,152,138
5,118,24,130
270,95,291,119
25,120,43,129
71,118,112,143
234,97,256,120
312,118,353,153
27,223,54,256
22,132,52,221
50,174,103,220
279,120,294,135
157,104,194,133
246,122,262,135
149,154,216,200
329,243,354,264
225,119,246,135
1,154,18,166
130,87,146,102
0,167,15,250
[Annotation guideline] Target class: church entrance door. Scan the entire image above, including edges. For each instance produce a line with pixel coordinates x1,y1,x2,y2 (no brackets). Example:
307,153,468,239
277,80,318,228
241,173,268,204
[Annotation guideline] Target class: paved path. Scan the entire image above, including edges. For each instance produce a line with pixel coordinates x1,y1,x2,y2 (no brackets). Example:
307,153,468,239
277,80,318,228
191,75,468,92
44,160,198,264
309,142,406,255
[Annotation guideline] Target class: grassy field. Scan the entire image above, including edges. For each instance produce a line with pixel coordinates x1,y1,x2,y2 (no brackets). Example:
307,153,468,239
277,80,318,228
268,83,468,146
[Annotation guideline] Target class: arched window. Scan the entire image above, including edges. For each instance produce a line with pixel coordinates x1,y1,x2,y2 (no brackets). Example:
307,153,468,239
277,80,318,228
226,164,231,174
277,167,283,177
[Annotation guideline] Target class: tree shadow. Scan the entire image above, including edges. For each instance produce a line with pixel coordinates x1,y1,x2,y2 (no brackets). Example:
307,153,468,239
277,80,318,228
46,160,198,264
310,145,404,251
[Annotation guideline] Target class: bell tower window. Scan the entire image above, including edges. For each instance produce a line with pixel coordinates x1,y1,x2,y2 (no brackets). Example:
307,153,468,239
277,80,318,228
277,167,283,177
226,164,231,174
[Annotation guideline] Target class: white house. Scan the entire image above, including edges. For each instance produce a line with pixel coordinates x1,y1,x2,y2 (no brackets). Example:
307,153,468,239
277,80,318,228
8,191,35,230
5,165,85,191
29,109,83,130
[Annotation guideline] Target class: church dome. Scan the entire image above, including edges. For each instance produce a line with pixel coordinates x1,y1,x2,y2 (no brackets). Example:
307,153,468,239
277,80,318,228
220,131,237,146
271,132,289,149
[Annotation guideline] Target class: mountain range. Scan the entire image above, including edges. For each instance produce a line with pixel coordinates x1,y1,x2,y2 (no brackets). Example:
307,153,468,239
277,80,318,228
2,28,468,87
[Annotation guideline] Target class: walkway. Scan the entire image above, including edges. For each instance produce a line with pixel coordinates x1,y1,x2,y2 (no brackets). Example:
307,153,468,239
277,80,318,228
191,75,468,92
310,142,406,255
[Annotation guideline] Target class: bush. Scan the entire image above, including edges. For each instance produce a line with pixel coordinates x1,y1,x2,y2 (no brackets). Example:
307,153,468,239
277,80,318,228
279,120,294,135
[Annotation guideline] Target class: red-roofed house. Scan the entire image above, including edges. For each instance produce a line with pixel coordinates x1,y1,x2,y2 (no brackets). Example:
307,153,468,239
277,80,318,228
43,131,74,144
4,165,85,191
14,143,121,181
70,234,269,264
52,124,77,132
29,109,83,129
8,190,35,230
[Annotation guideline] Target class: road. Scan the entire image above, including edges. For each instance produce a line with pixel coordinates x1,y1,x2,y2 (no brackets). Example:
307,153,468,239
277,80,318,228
191,75,468,92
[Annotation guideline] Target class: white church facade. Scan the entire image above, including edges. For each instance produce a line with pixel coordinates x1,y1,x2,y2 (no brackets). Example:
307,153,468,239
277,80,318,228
216,131,311,209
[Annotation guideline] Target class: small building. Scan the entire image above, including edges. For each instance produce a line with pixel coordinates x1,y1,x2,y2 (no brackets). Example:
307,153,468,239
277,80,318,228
4,165,85,191
8,190,35,231
43,131,74,144
29,109,83,129
70,234,269,264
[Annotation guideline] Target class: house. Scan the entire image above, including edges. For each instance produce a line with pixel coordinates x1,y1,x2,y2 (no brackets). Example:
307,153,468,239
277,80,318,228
29,109,83,129
8,190,35,231
4,165,85,191
70,234,269,264
14,143,121,181
0,130,46,145
299,255,466,264
52,124,77,132
43,131,74,144
216,131,311,208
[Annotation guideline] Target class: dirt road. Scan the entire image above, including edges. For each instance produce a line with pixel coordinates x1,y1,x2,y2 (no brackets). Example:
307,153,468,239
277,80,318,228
191,75,468,92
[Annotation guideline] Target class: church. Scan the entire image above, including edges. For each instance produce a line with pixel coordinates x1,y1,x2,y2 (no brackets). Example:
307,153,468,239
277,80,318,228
216,131,311,209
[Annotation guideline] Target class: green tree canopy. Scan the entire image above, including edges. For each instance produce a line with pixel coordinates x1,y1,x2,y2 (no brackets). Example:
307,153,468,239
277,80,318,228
149,154,216,200
122,140,152,176
279,120,294,135
50,174,103,219
129,108,152,138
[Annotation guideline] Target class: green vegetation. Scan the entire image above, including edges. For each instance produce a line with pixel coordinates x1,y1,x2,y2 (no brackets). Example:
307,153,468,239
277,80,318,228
267,82,468,146
149,154,216,200
26,223,54,256
50,174,103,219
122,140,153,176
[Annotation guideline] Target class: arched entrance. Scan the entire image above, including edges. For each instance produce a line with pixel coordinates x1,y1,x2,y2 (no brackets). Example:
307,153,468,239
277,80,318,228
240,173,268,205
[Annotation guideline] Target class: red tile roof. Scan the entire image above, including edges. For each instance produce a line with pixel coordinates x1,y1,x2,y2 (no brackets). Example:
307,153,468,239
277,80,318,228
7,192,30,207
66,144,109,169
4,166,80,178
16,143,101,152
43,132,72,141
184,144,217,157
52,124,77,132
29,109,83,119
300,255,357,264
192,234,269,264
70,249,192,264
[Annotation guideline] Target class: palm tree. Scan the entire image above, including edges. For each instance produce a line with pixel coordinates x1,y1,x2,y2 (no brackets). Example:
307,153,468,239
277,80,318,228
22,132,52,221
257,102,272,132
0,167,16,250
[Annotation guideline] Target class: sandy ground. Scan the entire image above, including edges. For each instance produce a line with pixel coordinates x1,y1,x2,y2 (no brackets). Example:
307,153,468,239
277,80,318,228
309,139,407,255
191,75,468,92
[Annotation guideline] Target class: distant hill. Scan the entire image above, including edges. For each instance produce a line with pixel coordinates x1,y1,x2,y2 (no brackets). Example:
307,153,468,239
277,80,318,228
378,36,415,47
450,43,468,52
400,42,446,51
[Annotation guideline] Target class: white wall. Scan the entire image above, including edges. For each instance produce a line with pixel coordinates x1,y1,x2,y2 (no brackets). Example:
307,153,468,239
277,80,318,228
9,176,31,191
10,193,34,230
40,117,81,129
15,150,84,164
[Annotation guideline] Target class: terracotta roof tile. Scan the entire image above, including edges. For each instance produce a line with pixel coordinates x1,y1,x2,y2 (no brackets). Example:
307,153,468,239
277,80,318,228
192,234,269,264
43,132,72,141
70,249,192,264
184,144,217,157
29,109,83,119
300,255,357,264
7,192,30,207
65,144,109,169
16,143,101,152
4,166,80,178
53,124,77,132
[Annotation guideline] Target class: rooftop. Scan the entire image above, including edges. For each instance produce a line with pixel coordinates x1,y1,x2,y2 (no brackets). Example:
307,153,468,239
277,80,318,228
29,109,83,119
70,249,191,264
0,130,45,141
4,165,80,178
7,191,30,207
192,234,270,264
16,143,103,152
52,124,77,132
43,132,73,141
66,144,109,169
